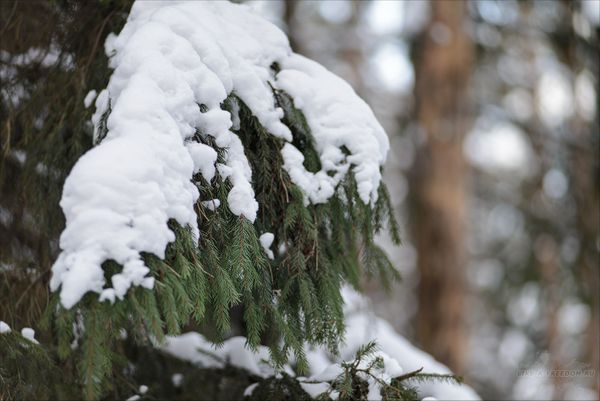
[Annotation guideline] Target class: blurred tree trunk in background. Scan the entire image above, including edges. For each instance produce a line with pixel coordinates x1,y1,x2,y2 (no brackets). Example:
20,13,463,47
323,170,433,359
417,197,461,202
410,0,473,374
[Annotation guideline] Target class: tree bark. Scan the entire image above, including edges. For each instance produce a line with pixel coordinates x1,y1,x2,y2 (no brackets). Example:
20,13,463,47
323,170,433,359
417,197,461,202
410,0,473,374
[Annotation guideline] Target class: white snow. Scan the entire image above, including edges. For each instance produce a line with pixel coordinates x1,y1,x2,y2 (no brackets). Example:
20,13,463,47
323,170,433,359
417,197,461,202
277,54,389,205
281,143,336,206
243,383,259,397
161,333,282,378
299,381,330,398
259,232,275,260
84,90,97,108
50,129,192,308
52,0,389,308
201,199,221,211
310,363,345,382
21,327,39,344
0,321,10,333
186,142,217,182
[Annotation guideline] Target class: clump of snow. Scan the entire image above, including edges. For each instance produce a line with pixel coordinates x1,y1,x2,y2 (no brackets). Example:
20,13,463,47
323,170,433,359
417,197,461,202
83,90,97,108
201,199,221,211
187,142,218,182
215,136,258,221
259,232,275,260
50,129,191,308
277,54,389,205
243,383,259,397
124,384,148,401
52,0,389,308
281,143,337,205
299,381,331,398
0,321,11,333
21,327,39,344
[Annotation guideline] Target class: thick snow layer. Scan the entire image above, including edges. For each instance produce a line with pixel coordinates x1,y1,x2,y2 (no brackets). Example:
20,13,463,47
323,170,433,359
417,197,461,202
281,143,337,205
160,288,479,400
277,54,389,205
52,0,389,308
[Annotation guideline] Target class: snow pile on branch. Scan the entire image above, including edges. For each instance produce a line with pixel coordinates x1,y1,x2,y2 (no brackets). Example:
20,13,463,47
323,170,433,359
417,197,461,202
0,321,11,334
0,321,39,345
50,0,389,308
330,287,480,401
160,288,479,401
277,55,388,205
161,333,286,379
297,347,404,400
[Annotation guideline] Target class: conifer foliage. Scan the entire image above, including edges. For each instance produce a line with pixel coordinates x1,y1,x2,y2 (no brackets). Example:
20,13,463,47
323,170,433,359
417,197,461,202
45,2,400,397
0,1,413,400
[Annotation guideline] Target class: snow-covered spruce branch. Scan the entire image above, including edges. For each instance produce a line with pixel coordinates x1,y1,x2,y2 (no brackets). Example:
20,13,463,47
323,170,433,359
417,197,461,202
50,0,389,309
157,288,479,401
45,1,400,398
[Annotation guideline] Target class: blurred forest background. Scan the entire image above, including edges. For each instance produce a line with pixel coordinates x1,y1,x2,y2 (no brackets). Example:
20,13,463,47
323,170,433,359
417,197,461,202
0,0,598,400
252,0,599,399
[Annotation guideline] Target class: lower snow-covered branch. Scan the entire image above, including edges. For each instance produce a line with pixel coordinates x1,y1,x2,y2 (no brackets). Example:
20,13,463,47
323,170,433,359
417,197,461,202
158,288,480,401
